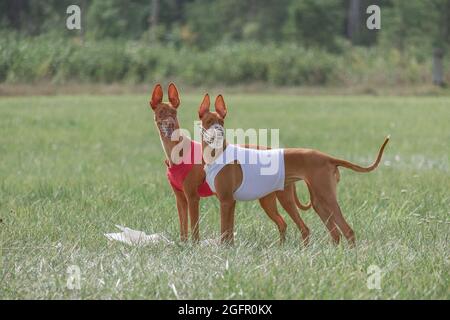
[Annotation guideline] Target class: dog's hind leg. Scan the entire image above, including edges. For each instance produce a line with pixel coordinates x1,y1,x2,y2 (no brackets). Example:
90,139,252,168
308,171,355,246
276,187,310,246
318,171,355,246
259,193,287,244
325,199,355,246
311,199,341,245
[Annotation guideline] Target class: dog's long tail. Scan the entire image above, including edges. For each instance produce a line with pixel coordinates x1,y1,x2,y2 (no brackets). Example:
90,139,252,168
293,183,312,211
331,136,390,173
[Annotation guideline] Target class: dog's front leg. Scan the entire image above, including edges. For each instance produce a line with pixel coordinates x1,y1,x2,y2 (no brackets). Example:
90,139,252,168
171,186,188,241
184,187,200,242
214,164,242,245
218,197,236,245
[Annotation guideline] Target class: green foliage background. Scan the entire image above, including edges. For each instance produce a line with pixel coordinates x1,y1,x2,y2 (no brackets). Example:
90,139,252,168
0,0,449,85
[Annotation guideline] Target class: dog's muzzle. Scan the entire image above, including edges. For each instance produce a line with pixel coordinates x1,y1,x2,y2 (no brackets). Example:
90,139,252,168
201,123,224,148
158,117,176,138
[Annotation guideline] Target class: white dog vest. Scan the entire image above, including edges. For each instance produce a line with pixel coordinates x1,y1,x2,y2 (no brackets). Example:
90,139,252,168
205,144,285,201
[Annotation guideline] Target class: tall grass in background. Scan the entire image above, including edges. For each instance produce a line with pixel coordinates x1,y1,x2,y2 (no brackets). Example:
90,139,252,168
0,34,446,86
1,95,449,298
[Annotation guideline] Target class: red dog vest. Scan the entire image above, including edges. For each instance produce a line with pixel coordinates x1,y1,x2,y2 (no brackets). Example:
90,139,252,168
165,140,214,197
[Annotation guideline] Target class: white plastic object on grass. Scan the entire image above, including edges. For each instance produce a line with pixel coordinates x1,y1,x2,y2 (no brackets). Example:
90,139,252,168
105,225,174,246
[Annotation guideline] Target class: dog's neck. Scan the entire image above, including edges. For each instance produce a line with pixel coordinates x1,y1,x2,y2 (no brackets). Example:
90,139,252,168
157,124,189,165
202,139,228,165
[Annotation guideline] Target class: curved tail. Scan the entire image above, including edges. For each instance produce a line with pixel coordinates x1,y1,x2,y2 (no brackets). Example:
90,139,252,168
293,183,312,211
332,136,390,173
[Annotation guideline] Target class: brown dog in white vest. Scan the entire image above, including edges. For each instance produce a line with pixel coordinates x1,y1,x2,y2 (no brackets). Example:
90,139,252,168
149,83,310,243
198,93,389,246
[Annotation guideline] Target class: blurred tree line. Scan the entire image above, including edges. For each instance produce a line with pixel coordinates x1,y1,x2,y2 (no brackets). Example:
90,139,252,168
1,0,448,51
0,0,449,86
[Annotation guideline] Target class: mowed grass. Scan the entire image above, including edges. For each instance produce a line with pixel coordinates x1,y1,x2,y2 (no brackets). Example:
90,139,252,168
0,93,449,299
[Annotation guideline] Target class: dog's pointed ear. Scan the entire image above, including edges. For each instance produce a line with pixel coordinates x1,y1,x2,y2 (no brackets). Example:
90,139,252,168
198,94,210,119
150,84,163,110
214,94,227,119
168,83,180,109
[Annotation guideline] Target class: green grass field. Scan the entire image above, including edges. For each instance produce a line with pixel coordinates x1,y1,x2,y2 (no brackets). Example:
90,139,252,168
0,94,449,299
